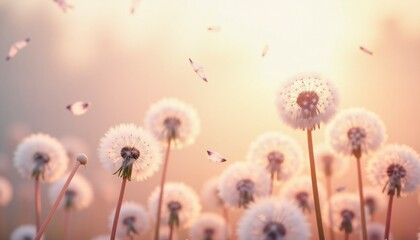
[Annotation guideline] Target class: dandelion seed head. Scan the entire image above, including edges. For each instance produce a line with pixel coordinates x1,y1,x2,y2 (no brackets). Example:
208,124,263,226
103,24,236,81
279,176,326,214
246,132,303,182
314,144,349,178
367,144,420,197
363,187,387,217
276,74,339,130
201,176,224,208
326,108,387,158
49,173,93,211
144,98,200,149
149,182,201,228
189,213,227,240
219,162,270,209
98,123,163,181
323,193,368,234
108,202,149,238
0,176,13,206
237,198,311,240
11,224,44,240
14,133,68,182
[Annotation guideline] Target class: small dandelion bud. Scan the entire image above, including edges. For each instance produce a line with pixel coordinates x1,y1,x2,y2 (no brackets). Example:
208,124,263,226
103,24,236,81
77,153,88,165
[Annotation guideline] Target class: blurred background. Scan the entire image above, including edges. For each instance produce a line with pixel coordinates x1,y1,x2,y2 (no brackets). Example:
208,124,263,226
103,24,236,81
1,0,420,239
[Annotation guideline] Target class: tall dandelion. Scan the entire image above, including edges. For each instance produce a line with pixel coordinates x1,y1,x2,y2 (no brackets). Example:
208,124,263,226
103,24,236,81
108,202,149,240
276,74,339,240
144,98,200,240
189,213,227,240
237,198,311,240
148,182,201,240
99,123,163,240
14,133,68,231
326,108,386,240
246,132,304,194
218,162,270,209
323,193,368,240
367,144,420,240
48,173,93,240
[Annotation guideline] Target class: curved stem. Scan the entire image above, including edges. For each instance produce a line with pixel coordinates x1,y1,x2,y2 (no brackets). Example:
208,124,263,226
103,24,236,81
326,176,335,240
384,194,394,240
35,179,41,232
306,129,325,240
35,162,81,240
356,156,368,240
154,139,172,240
63,210,70,240
110,177,128,240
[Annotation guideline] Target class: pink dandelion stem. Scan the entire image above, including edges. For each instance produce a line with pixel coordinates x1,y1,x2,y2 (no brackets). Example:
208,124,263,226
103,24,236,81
325,176,335,240
110,178,127,240
35,154,87,240
168,224,175,240
344,232,350,240
154,139,172,240
306,129,326,240
35,179,41,232
356,156,368,240
384,194,394,240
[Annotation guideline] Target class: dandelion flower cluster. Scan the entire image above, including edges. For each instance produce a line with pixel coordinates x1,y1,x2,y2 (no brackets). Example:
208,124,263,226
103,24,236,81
0,176,13,206
98,123,163,181
276,74,339,130
246,132,303,181
48,173,93,211
314,144,348,178
200,176,224,209
218,162,270,208
367,144,420,197
149,182,201,228
108,202,149,238
189,213,227,240
14,133,68,182
144,98,200,149
326,108,387,158
237,198,311,240
279,176,326,213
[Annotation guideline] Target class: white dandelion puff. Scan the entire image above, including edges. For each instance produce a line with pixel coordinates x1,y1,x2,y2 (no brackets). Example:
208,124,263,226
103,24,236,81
189,213,227,240
276,74,339,130
98,123,163,181
48,173,93,211
108,202,149,238
326,108,387,158
363,187,387,219
218,162,270,208
314,144,349,178
323,193,369,235
364,222,392,240
148,182,201,228
279,176,326,214
144,98,200,149
201,176,224,209
246,132,304,182
0,176,13,206
367,144,420,197
11,224,44,240
237,198,311,240
14,133,68,182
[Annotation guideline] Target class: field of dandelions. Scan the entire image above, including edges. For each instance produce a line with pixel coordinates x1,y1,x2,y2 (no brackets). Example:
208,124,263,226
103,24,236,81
2,1,420,240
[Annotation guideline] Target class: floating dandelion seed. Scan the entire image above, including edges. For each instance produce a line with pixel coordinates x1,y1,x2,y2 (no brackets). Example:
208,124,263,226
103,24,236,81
237,198,311,240
189,58,208,82
0,176,13,207
6,38,30,61
53,0,73,12
201,176,224,209
207,26,221,32
189,213,227,240
207,150,227,163
366,144,420,240
66,101,90,116
364,223,392,240
246,132,303,194
279,176,326,214
363,187,386,220
11,225,44,240
108,202,149,239
261,45,269,58
144,98,200,149
218,162,270,209
130,0,141,14
359,46,373,55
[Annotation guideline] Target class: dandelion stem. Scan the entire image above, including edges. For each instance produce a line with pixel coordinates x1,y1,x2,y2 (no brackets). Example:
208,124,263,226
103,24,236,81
306,129,325,240
35,178,41,232
384,194,394,240
344,232,349,240
222,207,230,240
63,210,70,240
270,173,274,195
110,177,128,240
326,176,335,240
154,139,172,240
35,161,81,240
168,224,174,240
356,156,368,240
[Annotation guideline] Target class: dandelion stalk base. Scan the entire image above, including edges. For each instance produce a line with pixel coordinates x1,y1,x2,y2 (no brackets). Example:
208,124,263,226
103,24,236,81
110,177,128,240
356,156,368,240
384,194,394,240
